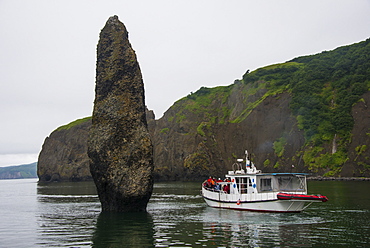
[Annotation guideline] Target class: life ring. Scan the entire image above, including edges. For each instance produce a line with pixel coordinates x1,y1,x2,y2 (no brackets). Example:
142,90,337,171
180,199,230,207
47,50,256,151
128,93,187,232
237,199,241,205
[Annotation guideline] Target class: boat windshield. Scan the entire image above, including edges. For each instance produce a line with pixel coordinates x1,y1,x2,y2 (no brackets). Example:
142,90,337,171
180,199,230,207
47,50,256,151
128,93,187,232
277,175,306,192
257,175,306,192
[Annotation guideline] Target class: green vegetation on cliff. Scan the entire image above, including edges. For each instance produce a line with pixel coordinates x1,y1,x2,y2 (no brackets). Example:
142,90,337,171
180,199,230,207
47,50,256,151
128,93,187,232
0,162,37,179
168,38,370,176
56,116,92,131
182,85,232,124
241,39,369,147
289,40,370,144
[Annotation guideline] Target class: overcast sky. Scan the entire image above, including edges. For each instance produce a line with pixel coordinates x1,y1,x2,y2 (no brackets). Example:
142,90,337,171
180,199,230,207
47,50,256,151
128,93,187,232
0,0,369,167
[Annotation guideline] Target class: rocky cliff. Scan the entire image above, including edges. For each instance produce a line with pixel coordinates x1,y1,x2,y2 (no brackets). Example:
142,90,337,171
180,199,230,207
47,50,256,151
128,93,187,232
38,118,91,182
88,16,153,212
148,89,306,181
37,38,370,181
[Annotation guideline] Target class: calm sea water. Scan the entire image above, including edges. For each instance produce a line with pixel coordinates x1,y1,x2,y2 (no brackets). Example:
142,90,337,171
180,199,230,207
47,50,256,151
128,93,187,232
0,179,369,247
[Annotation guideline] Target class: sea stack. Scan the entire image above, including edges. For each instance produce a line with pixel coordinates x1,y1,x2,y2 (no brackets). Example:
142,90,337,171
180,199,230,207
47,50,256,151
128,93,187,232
88,15,154,212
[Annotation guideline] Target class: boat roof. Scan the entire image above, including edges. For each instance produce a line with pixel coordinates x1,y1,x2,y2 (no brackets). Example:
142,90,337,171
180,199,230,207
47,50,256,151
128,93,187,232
258,173,309,176
227,172,309,177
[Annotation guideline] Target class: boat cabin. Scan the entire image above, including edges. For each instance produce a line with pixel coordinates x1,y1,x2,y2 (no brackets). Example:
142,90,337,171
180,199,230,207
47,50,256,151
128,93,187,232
222,158,308,195
225,173,308,195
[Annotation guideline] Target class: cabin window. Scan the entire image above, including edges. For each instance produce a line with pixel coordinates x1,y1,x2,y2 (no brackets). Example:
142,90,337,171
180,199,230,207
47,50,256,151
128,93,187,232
260,178,272,191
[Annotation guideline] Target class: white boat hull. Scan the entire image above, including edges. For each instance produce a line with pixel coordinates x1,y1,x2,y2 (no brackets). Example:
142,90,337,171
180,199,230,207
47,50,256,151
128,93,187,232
203,197,306,212
202,188,308,212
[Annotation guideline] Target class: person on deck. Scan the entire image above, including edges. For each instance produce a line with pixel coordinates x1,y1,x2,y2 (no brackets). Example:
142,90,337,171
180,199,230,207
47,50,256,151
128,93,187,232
223,183,230,194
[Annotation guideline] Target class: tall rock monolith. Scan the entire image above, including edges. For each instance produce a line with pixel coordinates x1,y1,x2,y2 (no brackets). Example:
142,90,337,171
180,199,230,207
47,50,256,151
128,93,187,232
88,15,153,212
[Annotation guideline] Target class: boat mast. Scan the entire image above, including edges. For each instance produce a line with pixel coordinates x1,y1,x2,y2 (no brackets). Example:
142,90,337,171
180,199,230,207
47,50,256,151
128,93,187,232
245,150,260,174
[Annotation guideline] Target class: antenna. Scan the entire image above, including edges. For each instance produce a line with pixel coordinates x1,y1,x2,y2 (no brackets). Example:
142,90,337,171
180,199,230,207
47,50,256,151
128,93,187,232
245,150,250,168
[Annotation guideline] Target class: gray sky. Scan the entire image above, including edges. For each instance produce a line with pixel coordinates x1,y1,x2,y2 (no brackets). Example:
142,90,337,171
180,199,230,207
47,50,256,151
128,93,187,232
0,0,369,166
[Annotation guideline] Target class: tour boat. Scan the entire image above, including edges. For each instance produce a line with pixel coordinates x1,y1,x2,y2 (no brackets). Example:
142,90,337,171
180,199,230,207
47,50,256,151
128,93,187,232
201,150,328,213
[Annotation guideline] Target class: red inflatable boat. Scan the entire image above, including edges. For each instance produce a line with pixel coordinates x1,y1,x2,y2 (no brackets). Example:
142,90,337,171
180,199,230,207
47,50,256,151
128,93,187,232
277,193,328,202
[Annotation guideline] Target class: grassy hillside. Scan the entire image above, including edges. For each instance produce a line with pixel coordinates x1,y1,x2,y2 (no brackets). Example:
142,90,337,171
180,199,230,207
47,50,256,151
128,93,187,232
0,162,37,179
245,39,370,175
55,116,92,131
169,38,370,176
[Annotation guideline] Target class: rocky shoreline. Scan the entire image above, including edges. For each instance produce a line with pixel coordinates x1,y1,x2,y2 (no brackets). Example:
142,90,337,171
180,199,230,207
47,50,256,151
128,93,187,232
307,177,370,181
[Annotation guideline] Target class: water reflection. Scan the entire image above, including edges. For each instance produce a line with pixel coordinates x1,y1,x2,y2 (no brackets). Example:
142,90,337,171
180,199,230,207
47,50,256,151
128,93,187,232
196,207,327,247
33,180,370,247
92,212,154,247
